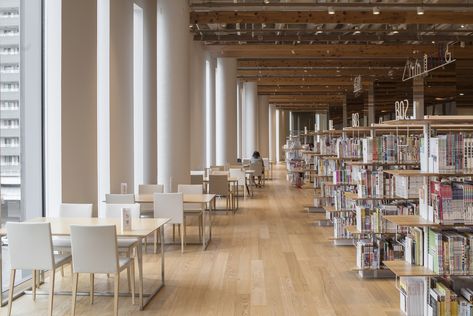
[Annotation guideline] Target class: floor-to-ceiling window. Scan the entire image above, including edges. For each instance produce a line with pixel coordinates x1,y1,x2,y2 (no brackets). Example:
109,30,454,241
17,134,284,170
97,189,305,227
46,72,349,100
0,0,44,296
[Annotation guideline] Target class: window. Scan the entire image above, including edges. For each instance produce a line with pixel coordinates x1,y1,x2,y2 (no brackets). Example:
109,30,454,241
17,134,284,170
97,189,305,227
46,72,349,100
0,0,44,297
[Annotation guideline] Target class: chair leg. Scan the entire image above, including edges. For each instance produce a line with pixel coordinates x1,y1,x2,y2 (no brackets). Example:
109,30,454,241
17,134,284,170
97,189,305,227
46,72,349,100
126,250,131,292
198,214,202,242
114,273,120,316
180,223,184,254
8,269,15,316
32,269,36,301
90,273,94,305
71,273,78,316
173,224,176,242
48,268,56,316
130,261,135,305
183,217,187,246
154,230,158,254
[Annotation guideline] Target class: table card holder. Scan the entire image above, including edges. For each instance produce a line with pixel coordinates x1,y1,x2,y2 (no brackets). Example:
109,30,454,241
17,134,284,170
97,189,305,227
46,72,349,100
121,207,132,231
120,182,127,194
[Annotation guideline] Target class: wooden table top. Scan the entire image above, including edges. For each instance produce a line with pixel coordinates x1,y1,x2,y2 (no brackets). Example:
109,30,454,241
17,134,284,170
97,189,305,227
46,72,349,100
135,193,216,204
0,217,170,237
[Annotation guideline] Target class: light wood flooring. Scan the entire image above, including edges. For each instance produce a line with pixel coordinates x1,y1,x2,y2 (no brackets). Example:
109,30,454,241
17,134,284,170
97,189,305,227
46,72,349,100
2,165,402,315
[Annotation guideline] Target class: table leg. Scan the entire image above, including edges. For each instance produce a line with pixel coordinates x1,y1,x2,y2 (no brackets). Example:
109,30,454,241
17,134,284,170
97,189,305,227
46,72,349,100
137,239,144,309
161,228,165,285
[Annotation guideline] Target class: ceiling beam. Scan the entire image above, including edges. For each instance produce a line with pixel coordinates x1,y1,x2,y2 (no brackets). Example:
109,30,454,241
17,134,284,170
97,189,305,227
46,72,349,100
207,44,458,58
238,59,410,68
190,11,473,25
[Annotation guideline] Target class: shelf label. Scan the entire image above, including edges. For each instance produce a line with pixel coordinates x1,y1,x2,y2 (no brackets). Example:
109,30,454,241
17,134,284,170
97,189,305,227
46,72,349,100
352,113,360,127
395,99,410,120
402,44,456,81
353,75,362,93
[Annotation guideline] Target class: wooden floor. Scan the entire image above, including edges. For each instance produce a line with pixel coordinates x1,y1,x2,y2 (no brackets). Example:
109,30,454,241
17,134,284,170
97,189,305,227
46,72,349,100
3,165,402,316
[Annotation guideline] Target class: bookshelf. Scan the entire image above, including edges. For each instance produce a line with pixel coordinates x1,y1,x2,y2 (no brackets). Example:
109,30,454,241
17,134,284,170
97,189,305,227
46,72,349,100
378,116,473,315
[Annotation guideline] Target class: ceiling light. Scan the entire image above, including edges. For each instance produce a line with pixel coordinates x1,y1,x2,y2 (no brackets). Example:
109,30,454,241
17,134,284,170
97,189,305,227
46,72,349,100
315,30,323,35
392,30,399,34
417,7,424,15
353,30,361,35
460,93,465,96
372,7,380,15
432,40,435,44
264,0,270,4
328,7,335,15
461,24,465,28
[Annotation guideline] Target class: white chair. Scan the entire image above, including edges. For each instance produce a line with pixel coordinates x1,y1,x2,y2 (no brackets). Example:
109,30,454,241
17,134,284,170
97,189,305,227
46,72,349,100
209,174,235,213
59,203,93,218
54,203,93,276
153,193,185,253
105,194,135,204
263,157,270,180
177,184,204,242
229,168,246,197
250,160,265,188
70,225,135,316
6,222,72,316
138,185,163,217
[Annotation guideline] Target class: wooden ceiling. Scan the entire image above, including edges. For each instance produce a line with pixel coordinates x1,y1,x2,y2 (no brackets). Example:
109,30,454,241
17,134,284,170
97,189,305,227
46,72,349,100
190,0,473,124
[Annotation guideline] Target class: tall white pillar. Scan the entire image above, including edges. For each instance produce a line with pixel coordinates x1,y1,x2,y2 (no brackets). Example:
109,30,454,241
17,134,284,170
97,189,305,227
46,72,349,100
269,105,277,162
316,113,328,131
205,55,216,167
216,58,238,165
367,82,375,125
243,82,258,157
413,77,424,119
189,41,206,170
342,95,348,127
157,0,190,192
258,95,269,157
237,81,243,159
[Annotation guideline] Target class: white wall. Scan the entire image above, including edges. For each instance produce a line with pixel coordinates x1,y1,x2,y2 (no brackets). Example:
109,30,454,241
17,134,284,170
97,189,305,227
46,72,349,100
243,82,258,158
258,95,269,158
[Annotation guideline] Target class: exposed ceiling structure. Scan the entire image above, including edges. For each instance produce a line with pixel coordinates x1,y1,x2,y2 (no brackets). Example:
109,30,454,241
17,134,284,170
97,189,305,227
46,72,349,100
189,0,473,123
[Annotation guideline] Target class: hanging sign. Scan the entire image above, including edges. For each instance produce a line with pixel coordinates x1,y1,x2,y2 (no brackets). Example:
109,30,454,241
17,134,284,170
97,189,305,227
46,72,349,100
351,113,360,127
329,120,334,130
395,99,410,120
353,75,362,93
402,44,455,81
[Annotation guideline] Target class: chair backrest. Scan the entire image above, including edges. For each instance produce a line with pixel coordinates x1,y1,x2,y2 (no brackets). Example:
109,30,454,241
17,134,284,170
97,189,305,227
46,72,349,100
104,203,141,219
177,184,203,211
208,175,229,196
7,222,54,270
138,184,164,195
191,174,204,185
105,194,135,204
153,193,183,224
242,158,251,165
210,165,224,172
59,203,93,218
229,168,246,186
250,160,264,177
190,170,205,176
263,158,270,169
70,225,118,274
211,170,229,176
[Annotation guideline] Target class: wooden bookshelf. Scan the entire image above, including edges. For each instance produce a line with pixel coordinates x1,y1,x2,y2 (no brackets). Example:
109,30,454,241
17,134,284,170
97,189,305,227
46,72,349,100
383,260,437,277
384,169,473,177
346,161,419,167
324,182,357,186
345,225,361,235
323,206,353,213
383,215,437,227
344,191,418,201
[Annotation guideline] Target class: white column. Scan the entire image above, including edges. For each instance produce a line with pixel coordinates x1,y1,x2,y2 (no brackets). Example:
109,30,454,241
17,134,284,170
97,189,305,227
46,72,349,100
269,105,277,162
258,95,269,158
316,113,328,131
413,77,424,119
61,0,98,213
289,111,294,133
157,0,190,192
243,81,258,157
215,58,238,165
205,56,216,167
189,41,206,170
237,81,243,159
110,0,134,193
342,95,348,127
367,82,375,125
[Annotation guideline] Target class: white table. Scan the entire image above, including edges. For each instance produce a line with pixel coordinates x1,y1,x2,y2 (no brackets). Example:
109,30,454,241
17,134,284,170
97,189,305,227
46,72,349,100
0,217,169,310
135,194,216,250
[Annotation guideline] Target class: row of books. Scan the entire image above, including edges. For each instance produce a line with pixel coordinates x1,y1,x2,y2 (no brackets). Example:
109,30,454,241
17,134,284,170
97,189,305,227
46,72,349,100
332,169,353,184
362,135,420,164
356,237,403,270
333,188,356,211
358,169,393,198
430,180,473,225
395,175,423,199
336,137,363,159
319,135,337,156
356,205,400,234
422,134,473,173
333,216,355,238
400,277,425,316
316,158,337,177
405,227,424,266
